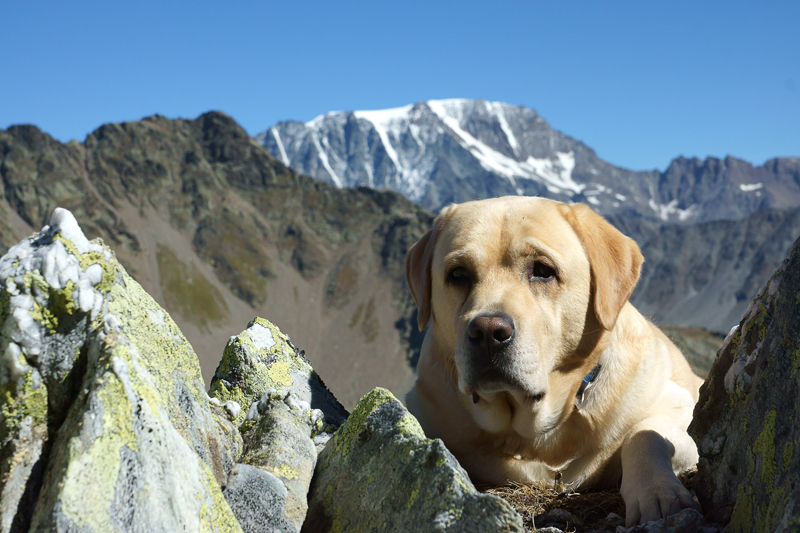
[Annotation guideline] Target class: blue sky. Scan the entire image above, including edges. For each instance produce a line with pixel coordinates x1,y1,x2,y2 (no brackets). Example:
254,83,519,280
2,1,798,171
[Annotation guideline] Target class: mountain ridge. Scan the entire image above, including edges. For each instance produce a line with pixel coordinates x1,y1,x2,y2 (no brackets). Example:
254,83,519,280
0,111,432,407
258,98,800,223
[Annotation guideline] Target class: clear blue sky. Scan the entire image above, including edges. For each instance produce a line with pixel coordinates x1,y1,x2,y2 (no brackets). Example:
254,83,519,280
2,1,798,171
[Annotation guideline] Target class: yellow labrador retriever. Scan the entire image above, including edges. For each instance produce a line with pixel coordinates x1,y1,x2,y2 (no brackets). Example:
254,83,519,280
405,196,703,526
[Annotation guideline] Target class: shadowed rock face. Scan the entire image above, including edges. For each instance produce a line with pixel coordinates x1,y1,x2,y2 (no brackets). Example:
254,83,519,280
689,235,800,531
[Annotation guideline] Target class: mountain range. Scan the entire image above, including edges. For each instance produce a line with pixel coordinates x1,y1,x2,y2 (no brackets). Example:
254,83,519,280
0,113,430,407
258,99,800,224
2,104,798,406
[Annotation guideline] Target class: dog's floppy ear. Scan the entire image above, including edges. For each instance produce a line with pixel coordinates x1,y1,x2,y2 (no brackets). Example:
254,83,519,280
561,203,644,330
406,227,437,331
406,207,454,331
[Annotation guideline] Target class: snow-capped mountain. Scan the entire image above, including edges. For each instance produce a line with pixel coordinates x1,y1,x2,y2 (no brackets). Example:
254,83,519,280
257,99,800,223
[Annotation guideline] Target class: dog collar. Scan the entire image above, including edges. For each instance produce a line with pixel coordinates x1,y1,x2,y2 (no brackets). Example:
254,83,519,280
576,363,602,406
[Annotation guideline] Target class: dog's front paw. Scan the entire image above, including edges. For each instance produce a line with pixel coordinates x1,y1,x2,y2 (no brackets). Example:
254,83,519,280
621,472,699,527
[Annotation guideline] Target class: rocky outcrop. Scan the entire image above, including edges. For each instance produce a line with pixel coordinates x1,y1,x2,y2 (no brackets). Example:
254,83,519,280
208,317,348,532
0,208,241,532
689,236,800,531
0,209,525,531
303,388,523,532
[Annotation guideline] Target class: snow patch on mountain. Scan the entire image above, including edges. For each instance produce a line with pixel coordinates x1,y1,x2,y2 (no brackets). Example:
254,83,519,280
269,128,290,166
649,199,697,222
353,105,412,176
426,100,582,193
310,131,342,187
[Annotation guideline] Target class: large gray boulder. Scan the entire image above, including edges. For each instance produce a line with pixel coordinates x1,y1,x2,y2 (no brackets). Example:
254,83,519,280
689,236,800,531
302,387,524,533
0,208,241,532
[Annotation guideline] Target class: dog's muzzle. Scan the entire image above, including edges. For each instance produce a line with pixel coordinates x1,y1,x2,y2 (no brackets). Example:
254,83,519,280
466,313,546,404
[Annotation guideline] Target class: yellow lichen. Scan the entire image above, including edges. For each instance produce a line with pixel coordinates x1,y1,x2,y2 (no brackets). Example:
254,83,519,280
0,372,48,432
198,460,243,533
107,271,206,408
328,388,394,464
275,463,299,480
60,370,135,530
396,412,424,437
267,361,293,387
783,441,794,470
408,487,420,510
752,409,777,491
760,487,787,531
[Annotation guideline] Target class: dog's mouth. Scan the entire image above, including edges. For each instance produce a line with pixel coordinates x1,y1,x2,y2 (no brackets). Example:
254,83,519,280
469,368,547,406
471,389,545,406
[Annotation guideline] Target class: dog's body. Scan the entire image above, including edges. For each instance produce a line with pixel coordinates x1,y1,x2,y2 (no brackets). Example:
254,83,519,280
405,197,703,526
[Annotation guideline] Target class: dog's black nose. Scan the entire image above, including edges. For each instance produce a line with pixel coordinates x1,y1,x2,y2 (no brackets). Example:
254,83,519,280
468,315,515,352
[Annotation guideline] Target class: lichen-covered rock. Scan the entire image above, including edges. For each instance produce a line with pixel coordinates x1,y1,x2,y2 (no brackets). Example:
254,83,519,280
223,463,296,533
302,387,524,533
689,236,800,532
234,390,323,532
209,317,348,431
212,319,347,532
0,208,241,532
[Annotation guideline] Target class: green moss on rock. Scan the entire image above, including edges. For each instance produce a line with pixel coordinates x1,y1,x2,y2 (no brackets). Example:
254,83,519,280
305,387,523,532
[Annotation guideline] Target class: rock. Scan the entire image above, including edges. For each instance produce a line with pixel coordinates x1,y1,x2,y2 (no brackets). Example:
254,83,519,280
689,235,800,531
209,318,348,532
235,390,323,532
208,317,348,432
0,208,241,532
302,387,523,533
626,508,704,533
536,508,579,532
223,464,295,533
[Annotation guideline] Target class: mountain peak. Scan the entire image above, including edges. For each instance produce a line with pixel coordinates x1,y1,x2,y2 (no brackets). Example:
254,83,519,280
257,99,800,224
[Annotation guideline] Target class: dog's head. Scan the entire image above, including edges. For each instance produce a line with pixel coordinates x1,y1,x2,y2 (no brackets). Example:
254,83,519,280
406,197,643,438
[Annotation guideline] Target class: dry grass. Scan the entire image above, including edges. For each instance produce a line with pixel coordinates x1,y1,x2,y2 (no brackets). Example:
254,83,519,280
481,468,697,532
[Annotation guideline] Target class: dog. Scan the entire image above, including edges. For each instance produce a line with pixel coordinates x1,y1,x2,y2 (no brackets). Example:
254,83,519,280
405,196,703,526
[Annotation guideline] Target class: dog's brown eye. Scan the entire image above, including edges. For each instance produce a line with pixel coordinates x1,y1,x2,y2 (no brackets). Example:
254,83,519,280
530,262,556,281
447,267,471,285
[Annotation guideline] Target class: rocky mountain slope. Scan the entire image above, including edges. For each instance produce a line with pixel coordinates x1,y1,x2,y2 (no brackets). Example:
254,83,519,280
0,113,431,408
257,99,800,224
614,207,800,332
